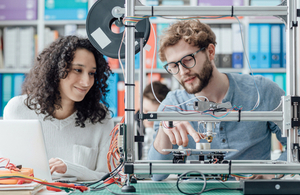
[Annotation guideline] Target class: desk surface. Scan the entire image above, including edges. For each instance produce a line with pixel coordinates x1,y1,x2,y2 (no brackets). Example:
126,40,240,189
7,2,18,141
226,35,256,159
67,181,242,195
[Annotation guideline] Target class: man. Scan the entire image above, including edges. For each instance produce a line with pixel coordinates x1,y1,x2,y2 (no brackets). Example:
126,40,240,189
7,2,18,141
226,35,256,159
147,20,286,181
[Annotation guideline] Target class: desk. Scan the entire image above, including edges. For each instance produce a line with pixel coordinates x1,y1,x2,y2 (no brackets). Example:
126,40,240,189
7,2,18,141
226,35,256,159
38,181,242,195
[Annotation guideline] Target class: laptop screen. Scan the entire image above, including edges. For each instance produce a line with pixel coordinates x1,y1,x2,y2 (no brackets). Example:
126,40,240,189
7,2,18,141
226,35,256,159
0,120,52,182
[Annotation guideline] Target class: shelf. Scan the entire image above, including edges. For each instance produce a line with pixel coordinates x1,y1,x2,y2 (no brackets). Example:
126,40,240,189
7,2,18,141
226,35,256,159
0,20,38,26
0,68,31,74
250,68,286,73
44,20,86,26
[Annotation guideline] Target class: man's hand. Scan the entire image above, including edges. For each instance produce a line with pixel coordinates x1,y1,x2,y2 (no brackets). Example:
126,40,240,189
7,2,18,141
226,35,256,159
154,121,205,154
163,121,204,147
49,158,67,174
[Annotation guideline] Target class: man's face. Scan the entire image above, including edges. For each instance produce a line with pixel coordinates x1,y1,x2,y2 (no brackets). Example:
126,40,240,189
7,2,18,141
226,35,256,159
164,40,213,94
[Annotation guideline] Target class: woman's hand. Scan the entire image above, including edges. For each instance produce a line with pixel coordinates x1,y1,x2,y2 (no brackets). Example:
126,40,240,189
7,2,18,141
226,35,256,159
49,158,67,174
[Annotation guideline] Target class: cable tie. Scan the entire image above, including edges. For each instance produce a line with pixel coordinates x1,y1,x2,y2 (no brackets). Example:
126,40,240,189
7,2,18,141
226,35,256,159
228,160,232,177
151,6,154,17
149,163,152,176
124,25,135,28
237,109,241,122
231,6,234,17
125,109,135,112
125,83,135,86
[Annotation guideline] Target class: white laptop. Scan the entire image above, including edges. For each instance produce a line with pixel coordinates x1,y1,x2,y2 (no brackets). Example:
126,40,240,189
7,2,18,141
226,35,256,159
0,120,52,182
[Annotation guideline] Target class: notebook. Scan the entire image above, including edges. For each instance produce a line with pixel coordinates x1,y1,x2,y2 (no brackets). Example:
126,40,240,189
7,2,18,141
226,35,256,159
0,120,52,182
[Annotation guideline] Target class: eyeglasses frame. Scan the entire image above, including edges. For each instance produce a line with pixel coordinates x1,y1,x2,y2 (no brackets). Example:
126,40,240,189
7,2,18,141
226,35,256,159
163,47,206,75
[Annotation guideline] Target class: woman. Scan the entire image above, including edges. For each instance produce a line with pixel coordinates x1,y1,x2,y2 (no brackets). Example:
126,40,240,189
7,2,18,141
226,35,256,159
3,36,113,181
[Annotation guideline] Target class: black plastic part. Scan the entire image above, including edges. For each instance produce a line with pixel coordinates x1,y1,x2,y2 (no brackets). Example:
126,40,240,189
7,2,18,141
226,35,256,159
143,113,157,120
86,0,150,59
298,9,300,17
242,180,300,194
130,177,137,183
291,97,300,128
169,121,174,128
135,135,144,142
121,185,136,192
124,163,134,174
199,155,205,161
135,32,144,39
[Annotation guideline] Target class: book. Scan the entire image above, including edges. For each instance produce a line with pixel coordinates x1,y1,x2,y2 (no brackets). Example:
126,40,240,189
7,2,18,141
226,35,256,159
0,183,44,195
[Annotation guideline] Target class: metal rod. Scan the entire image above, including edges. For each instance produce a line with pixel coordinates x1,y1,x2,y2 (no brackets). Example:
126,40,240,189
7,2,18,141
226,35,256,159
133,162,300,174
139,38,144,136
118,6,288,16
147,111,283,122
124,0,136,163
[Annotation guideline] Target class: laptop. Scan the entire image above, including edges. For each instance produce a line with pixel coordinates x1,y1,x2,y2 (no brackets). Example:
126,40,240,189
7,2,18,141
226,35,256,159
0,120,52,182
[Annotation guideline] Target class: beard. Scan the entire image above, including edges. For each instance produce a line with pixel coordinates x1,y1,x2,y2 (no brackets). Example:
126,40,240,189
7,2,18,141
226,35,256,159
180,55,213,94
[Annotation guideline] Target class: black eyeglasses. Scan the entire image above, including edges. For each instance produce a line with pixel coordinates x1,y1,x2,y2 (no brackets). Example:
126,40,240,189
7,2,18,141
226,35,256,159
163,47,206,75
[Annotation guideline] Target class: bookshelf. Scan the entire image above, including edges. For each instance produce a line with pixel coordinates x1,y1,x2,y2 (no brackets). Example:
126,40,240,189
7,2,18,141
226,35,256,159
0,0,298,119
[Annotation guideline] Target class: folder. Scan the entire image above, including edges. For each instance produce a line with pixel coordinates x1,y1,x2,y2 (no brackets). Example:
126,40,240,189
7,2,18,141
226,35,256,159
4,27,19,68
117,81,125,117
13,73,25,96
270,24,281,68
231,23,243,69
210,24,221,68
259,24,271,69
106,74,119,117
19,27,35,68
145,23,157,69
156,23,169,69
274,73,286,93
135,52,140,69
281,24,286,68
2,74,13,113
219,24,232,68
249,24,259,69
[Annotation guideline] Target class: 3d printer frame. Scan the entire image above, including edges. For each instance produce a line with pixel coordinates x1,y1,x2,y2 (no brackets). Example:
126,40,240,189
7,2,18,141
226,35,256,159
116,0,300,184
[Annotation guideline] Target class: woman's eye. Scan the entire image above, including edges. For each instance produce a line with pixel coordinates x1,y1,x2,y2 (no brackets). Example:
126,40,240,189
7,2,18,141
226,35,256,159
74,69,81,72
89,72,96,76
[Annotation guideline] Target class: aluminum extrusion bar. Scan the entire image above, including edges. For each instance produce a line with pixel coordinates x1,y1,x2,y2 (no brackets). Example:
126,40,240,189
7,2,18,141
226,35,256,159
133,163,300,174
132,6,287,17
147,111,283,122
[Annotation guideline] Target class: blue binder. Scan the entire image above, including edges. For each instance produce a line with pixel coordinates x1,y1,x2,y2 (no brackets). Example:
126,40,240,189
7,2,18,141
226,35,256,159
249,24,259,69
135,52,140,69
259,24,271,69
106,73,119,117
13,73,25,96
2,74,13,114
156,23,169,69
281,24,286,68
270,24,281,68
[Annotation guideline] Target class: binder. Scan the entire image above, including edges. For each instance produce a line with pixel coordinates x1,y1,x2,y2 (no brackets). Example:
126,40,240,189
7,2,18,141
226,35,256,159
117,81,125,117
13,73,25,96
156,23,169,69
270,24,281,68
0,74,2,116
145,23,157,69
210,24,221,68
106,74,119,117
2,74,13,113
281,24,286,68
135,52,140,69
219,24,232,68
231,23,243,69
19,27,35,68
261,73,274,82
274,73,285,93
4,27,19,68
259,24,271,69
249,24,259,69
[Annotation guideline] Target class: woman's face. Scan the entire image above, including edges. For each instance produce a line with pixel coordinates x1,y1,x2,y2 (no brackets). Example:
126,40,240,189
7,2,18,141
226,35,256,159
143,97,160,128
59,48,97,104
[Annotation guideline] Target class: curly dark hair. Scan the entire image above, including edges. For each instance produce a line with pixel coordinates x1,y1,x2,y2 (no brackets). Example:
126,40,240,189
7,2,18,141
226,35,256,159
159,20,216,62
22,35,112,127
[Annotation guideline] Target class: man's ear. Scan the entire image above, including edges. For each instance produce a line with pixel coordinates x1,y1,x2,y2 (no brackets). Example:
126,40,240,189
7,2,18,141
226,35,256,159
206,44,215,61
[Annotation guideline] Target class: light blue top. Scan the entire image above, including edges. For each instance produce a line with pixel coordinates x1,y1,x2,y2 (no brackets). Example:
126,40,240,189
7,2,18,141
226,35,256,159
148,73,287,181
